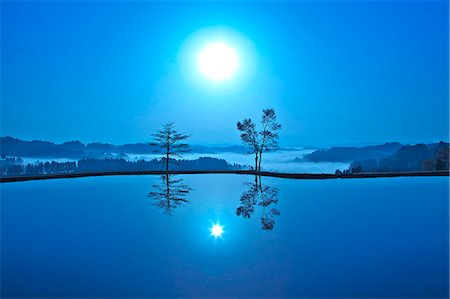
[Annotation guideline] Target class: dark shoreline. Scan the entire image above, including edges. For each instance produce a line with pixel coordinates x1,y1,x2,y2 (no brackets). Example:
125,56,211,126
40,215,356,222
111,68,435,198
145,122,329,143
1,170,448,183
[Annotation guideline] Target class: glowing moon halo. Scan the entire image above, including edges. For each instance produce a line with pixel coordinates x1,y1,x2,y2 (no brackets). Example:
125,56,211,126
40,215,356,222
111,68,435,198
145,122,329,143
197,42,239,81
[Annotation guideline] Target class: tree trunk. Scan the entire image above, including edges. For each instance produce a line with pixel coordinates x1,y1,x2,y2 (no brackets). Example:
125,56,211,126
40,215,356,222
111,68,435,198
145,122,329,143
258,150,263,172
255,152,258,172
165,173,170,208
165,173,170,193
166,151,169,171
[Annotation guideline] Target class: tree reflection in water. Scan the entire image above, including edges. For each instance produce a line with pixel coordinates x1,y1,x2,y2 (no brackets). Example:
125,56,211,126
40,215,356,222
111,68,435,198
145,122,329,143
148,174,192,215
236,175,280,230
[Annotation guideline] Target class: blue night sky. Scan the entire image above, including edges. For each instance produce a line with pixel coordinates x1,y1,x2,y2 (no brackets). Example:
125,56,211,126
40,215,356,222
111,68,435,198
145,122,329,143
1,0,448,146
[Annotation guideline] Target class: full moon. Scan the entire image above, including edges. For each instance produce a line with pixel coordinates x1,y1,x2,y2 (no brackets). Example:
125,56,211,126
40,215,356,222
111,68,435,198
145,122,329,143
197,42,239,81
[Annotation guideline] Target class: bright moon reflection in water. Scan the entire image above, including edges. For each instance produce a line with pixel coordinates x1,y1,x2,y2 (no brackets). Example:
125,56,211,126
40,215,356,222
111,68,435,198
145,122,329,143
210,224,224,238
197,42,239,81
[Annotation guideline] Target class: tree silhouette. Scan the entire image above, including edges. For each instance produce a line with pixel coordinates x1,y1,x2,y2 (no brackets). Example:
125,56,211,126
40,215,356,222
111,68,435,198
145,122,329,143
236,175,280,230
258,182,280,230
236,118,260,171
236,176,260,218
148,174,192,215
237,108,281,171
150,122,190,171
258,108,281,171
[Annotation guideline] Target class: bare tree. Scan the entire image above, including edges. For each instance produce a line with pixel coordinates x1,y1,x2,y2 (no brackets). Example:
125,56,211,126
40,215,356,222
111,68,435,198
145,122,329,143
148,174,192,215
150,122,190,171
258,108,281,171
236,119,260,171
237,109,281,172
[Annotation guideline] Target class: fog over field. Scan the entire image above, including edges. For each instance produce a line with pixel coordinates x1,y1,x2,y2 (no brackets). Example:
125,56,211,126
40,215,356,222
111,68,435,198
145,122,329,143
129,148,349,173
16,148,349,174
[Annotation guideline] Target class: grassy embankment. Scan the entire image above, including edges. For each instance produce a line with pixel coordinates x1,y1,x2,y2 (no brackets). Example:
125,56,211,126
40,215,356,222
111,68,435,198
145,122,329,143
1,170,448,183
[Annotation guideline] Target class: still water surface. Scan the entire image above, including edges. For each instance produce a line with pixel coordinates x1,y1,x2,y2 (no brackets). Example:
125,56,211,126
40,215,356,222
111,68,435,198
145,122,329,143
1,175,448,298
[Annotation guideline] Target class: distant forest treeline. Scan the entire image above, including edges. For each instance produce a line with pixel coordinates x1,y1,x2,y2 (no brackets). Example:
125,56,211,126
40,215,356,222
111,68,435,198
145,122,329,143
0,157,240,177
0,136,248,158
302,141,449,173
336,142,449,173
302,141,450,173
304,142,404,162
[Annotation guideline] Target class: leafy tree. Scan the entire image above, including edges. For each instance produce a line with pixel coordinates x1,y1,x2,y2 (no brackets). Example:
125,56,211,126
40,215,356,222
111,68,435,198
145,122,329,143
237,108,281,171
236,177,260,218
150,122,190,171
236,175,280,231
236,119,260,171
258,108,281,171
